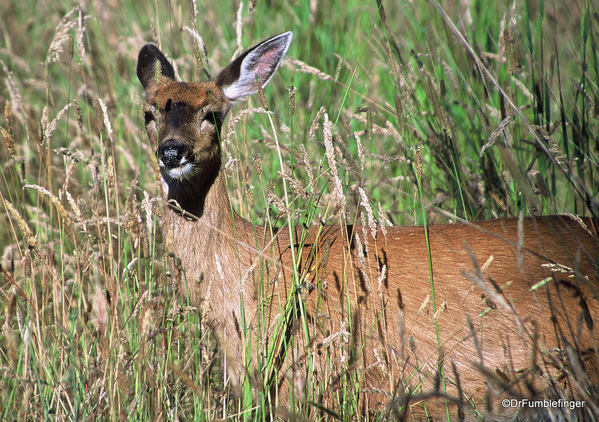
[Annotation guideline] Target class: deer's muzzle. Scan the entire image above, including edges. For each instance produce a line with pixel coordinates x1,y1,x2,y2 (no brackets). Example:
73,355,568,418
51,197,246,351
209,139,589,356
158,140,189,169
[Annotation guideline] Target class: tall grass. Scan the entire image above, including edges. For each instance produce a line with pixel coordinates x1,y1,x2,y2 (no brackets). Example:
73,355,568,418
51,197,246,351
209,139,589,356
0,0,597,420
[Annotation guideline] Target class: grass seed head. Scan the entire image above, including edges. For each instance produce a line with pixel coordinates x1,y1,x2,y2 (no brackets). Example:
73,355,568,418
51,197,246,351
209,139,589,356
4,101,12,134
0,127,14,157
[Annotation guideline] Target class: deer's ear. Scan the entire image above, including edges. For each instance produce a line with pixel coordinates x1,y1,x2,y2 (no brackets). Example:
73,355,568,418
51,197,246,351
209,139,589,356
137,43,176,91
216,32,292,101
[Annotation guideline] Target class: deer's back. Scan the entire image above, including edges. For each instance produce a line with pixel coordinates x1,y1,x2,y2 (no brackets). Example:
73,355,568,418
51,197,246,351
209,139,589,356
266,215,598,417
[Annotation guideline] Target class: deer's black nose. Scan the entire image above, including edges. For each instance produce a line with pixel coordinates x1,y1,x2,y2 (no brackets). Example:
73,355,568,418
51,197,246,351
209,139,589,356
158,140,189,168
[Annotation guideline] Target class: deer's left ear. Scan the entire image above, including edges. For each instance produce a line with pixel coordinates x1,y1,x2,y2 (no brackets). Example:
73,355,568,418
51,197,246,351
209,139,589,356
216,32,293,101
137,43,176,91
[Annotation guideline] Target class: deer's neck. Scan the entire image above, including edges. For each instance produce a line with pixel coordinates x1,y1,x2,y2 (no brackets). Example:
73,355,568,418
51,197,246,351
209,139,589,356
163,170,260,348
164,155,221,219
163,169,254,267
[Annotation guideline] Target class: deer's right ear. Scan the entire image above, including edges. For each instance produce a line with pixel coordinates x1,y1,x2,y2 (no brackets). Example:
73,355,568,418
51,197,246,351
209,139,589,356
137,43,176,90
216,32,293,101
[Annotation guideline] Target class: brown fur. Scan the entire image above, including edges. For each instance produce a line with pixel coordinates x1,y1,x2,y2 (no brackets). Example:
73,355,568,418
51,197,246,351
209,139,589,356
138,35,599,420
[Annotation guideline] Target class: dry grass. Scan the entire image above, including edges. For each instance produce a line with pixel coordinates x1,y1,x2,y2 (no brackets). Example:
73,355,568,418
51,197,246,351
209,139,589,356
0,0,598,420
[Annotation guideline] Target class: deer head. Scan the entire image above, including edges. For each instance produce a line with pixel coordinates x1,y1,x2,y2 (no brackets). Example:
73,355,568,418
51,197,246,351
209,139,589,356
137,32,292,218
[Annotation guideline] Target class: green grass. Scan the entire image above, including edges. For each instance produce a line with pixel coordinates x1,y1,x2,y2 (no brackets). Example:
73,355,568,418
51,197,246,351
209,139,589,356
0,0,598,420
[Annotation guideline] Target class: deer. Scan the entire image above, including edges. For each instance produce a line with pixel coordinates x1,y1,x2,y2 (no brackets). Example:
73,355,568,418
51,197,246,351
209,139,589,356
137,32,599,420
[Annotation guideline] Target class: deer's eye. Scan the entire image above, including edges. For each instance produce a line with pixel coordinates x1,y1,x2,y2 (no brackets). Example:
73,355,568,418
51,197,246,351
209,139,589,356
200,110,222,132
144,111,155,126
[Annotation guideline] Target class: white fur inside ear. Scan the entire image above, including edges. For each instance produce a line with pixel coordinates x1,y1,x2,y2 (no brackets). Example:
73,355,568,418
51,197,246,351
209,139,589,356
222,79,252,101
223,52,280,99
222,32,292,100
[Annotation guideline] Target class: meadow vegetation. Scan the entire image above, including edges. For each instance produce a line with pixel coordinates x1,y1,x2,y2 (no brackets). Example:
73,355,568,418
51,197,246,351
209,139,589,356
0,0,598,420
